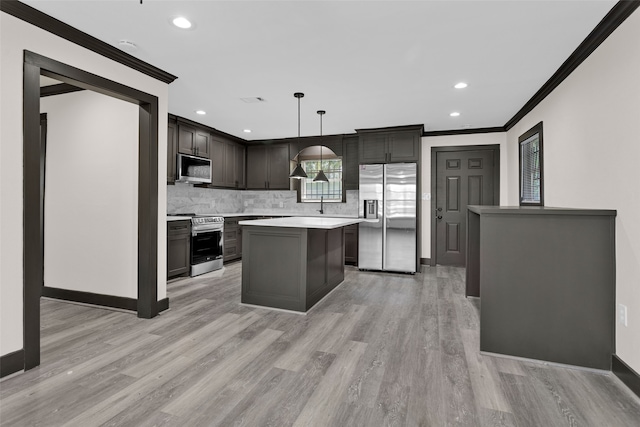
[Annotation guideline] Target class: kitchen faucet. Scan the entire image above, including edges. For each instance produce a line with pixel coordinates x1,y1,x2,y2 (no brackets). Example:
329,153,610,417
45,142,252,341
318,196,324,214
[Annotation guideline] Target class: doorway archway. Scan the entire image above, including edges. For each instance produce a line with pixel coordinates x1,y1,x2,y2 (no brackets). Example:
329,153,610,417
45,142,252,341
23,51,160,370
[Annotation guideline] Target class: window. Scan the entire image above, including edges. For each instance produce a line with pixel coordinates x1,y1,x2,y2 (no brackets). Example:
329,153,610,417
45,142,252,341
300,158,343,202
519,122,544,206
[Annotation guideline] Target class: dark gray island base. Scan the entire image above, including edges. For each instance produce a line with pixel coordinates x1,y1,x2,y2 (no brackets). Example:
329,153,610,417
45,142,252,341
466,206,617,370
239,217,362,312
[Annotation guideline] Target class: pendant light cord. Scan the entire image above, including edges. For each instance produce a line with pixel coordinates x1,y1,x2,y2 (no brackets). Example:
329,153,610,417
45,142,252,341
298,96,301,140
319,112,323,163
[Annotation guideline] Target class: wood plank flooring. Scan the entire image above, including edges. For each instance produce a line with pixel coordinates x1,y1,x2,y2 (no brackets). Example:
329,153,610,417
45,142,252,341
1,263,640,426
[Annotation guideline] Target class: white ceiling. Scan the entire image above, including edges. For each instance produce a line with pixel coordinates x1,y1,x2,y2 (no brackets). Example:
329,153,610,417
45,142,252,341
23,1,616,140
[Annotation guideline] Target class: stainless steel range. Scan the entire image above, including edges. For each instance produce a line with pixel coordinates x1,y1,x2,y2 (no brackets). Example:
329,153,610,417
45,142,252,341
173,214,224,276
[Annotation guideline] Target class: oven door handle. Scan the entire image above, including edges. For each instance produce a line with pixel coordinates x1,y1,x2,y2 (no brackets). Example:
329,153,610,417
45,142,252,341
192,227,223,236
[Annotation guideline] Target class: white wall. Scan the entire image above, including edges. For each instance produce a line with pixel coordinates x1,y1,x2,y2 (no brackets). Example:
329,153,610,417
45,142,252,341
420,132,508,259
41,91,139,298
1,12,169,357
506,10,640,372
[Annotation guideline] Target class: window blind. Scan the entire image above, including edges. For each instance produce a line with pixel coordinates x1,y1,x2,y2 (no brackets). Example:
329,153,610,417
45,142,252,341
520,134,541,204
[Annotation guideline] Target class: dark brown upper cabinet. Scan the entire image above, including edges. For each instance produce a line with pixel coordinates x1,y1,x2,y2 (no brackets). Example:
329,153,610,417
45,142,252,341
170,115,246,189
195,129,211,158
246,144,290,190
343,134,359,191
211,137,246,189
177,122,210,158
358,126,422,164
167,120,177,183
236,144,246,189
210,136,225,186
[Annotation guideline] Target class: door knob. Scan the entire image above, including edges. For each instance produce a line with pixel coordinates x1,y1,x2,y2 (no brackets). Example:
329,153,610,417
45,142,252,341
436,215,443,220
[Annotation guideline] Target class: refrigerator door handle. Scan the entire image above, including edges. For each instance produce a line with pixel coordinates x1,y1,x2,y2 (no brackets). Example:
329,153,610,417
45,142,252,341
382,164,387,268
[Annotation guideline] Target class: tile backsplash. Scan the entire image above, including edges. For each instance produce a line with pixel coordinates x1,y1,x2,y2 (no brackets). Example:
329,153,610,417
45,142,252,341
242,190,359,216
167,183,243,214
167,183,358,217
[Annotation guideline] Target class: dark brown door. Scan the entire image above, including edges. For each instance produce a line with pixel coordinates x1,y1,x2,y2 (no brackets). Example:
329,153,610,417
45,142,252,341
436,149,496,266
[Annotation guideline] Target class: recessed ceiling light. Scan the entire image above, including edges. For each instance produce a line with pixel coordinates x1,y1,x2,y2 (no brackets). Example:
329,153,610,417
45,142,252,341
243,129,252,133
454,82,468,89
450,112,460,117
195,110,206,115
172,16,192,29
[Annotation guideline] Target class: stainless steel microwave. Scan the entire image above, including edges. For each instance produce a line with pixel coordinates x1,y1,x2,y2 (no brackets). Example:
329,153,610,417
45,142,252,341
176,153,212,184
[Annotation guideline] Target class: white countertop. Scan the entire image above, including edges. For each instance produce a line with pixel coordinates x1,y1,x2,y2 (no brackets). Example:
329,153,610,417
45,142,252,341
167,216,192,221
239,216,363,229
218,212,358,218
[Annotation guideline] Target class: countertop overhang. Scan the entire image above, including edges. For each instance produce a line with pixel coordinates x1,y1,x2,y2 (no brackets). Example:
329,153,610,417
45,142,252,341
468,205,617,216
167,216,193,221
239,216,363,229
218,212,358,218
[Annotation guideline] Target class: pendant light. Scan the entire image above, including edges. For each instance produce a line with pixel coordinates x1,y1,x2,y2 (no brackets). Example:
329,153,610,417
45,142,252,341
289,92,308,179
313,110,329,182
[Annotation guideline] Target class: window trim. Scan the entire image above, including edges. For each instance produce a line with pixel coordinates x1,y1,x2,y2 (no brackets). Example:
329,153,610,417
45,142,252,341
518,121,544,206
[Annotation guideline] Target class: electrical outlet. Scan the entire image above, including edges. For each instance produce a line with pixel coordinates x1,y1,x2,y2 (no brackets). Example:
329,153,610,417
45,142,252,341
279,201,284,208
618,304,628,327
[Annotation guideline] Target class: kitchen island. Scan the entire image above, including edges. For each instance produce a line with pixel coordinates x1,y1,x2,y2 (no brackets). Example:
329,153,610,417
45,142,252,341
466,205,616,370
239,216,362,312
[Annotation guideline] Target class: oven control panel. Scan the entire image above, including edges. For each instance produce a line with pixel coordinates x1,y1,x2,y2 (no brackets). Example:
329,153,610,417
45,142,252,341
193,216,224,225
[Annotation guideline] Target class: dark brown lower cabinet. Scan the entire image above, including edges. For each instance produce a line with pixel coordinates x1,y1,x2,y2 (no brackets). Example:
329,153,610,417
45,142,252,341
344,224,359,265
167,220,190,279
223,218,243,263
466,206,616,370
241,225,345,312
224,217,358,265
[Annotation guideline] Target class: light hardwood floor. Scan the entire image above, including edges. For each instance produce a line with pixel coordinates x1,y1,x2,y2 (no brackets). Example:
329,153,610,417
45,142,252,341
1,263,640,426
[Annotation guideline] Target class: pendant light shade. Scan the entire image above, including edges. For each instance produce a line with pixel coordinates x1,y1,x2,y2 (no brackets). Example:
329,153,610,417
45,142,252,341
313,169,329,183
289,92,308,179
313,110,329,183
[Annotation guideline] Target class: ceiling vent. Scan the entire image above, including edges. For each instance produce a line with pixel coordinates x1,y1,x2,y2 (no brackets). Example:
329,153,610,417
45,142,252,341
240,97,266,103
118,40,138,52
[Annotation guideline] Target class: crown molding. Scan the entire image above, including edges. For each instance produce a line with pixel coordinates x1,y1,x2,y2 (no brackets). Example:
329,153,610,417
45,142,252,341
422,127,505,137
504,1,639,131
1,0,177,84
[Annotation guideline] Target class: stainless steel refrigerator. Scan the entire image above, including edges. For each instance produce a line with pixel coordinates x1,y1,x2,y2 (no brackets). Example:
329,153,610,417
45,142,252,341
358,163,417,273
